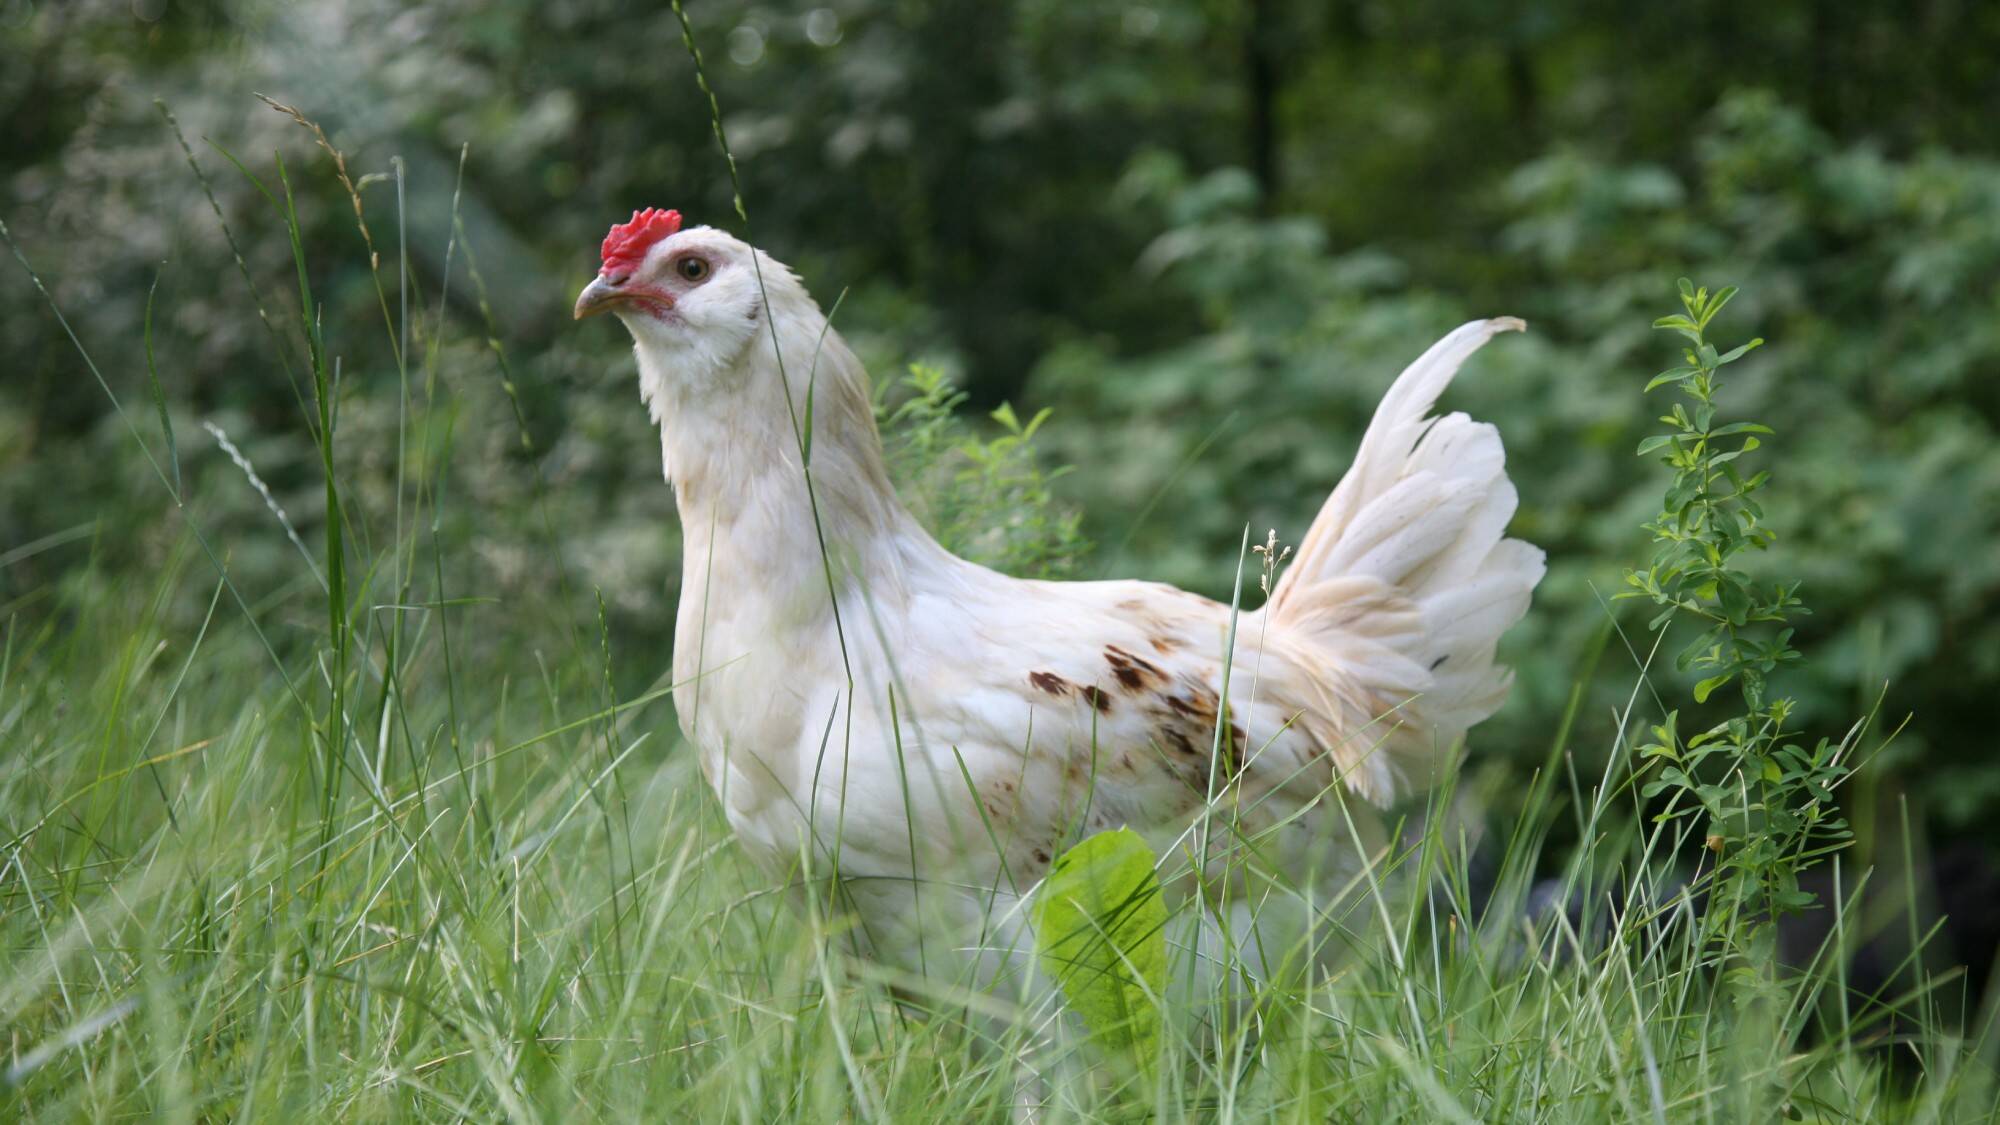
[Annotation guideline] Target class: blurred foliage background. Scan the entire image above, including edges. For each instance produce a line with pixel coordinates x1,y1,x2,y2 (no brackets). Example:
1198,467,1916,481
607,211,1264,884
3,0,1997,865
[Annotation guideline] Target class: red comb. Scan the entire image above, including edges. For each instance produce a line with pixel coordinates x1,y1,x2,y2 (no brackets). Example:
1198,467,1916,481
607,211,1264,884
599,208,683,275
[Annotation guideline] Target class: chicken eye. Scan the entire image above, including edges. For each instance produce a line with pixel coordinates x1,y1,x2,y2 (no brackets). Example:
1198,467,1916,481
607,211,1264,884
676,256,710,283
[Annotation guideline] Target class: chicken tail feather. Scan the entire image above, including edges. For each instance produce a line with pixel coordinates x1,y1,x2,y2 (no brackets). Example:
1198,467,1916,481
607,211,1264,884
1264,318,1545,803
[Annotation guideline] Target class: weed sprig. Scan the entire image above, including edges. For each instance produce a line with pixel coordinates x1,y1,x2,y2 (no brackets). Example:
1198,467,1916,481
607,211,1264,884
1623,280,1853,974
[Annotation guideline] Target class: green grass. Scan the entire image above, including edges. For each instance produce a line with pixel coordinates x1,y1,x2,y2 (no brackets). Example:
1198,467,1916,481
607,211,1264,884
3,500,1994,1120
4,91,1999,1125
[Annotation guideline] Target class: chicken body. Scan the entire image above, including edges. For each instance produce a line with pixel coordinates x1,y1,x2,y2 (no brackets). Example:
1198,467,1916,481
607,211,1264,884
575,220,1543,990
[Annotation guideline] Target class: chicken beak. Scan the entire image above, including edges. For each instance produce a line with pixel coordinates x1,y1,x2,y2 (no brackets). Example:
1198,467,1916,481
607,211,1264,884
573,275,620,320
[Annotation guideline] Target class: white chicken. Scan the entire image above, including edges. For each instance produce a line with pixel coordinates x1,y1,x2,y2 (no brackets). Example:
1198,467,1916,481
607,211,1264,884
574,208,1544,992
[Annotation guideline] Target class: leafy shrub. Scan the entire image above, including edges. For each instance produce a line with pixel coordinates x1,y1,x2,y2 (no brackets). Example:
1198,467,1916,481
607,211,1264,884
1032,92,2000,831
1623,280,1855,994
877,362,1088,578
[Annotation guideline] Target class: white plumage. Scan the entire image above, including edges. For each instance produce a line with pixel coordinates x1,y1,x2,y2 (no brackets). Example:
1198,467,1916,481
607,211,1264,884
575,221,1544,989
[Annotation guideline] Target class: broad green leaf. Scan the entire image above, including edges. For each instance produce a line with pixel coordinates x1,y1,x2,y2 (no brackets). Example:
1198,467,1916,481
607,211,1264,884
1033,827,1167,1066
1021,405,1053,439
1693,672,1734,703
1715,338,1763,364
1699,285,1739,327
1646,366,1696,391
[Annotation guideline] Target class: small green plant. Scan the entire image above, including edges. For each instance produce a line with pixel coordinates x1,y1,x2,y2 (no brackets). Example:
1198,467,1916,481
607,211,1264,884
877,362,1089,578
1031,828,1167,1076
1623,279,1852,967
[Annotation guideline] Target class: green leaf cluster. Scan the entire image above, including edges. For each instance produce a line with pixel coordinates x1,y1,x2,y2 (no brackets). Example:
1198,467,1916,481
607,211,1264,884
877,362,1089,579
1624,279,1792,711
1622,281,1853,957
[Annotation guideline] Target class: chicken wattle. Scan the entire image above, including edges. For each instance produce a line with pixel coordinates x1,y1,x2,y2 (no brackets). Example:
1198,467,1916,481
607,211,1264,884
574,210,1545,991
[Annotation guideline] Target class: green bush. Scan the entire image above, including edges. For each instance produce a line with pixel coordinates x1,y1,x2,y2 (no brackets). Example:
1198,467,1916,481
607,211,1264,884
1032,91,2000,831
